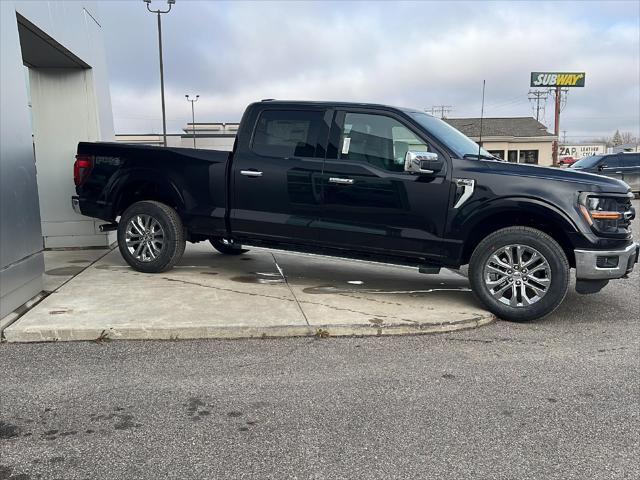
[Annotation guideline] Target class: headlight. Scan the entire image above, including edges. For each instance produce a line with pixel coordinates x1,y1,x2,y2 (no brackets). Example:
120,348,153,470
578,193,634,235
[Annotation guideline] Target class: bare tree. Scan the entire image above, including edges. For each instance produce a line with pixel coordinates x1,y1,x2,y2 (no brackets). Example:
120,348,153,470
583,136,612,147
620,131,638,145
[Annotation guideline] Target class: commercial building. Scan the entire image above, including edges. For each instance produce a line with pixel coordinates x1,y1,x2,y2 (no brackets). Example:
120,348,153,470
1,1,113,318
116,123,239,151
444,117,556,165
559,143,607,159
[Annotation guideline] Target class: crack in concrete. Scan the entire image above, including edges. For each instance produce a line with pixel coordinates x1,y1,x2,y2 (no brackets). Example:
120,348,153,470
296,299,420,325
160,270,487,328
271,253,310,326
330,292,404,306
161,277,296,303
160,275,422,324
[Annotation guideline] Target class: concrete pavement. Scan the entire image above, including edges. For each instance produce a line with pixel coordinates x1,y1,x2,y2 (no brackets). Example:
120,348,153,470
2,243,493,342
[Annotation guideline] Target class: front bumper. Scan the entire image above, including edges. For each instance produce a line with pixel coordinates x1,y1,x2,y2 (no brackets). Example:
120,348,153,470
575,242,639,280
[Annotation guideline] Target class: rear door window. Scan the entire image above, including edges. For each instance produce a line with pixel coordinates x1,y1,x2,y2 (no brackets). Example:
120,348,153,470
252,110,324,158
619,153,640,167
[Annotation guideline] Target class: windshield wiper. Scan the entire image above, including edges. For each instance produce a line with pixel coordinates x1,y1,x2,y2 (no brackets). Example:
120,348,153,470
462,153,501,161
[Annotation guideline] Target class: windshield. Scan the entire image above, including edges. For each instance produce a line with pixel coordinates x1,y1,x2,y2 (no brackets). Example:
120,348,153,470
571,155,603,169
408,112,492,158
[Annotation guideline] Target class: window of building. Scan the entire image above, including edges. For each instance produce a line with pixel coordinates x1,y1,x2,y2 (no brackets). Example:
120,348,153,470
519,150,539,164
252,110,323,158
488,150,505,160
507,150,518,163
341,113,428,172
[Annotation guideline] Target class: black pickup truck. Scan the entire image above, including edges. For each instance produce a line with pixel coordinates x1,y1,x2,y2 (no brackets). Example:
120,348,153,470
72,100,638,321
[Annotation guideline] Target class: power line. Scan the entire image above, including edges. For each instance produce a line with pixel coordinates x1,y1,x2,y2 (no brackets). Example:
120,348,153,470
527,89,548,122
427,105,453,118
486,95,526,109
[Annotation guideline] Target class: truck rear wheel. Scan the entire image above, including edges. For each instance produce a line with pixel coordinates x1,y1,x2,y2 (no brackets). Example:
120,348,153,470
117,201,185,273
209,238,248,255
468,226,569,322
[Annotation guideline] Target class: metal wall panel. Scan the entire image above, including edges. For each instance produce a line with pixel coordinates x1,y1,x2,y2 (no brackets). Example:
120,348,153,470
0,1,45,318
1,1,114,318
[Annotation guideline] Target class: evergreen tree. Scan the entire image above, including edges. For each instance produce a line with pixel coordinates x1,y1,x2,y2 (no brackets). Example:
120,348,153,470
611,130,623,146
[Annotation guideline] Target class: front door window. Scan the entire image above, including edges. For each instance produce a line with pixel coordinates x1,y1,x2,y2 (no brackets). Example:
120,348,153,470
340,113,428,172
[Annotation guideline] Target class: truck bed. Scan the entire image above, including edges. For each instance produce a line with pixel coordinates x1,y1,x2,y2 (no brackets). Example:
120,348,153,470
75,141,232,237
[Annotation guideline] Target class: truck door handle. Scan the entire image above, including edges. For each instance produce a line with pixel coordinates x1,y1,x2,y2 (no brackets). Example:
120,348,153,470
329,177,354,185
240,170,263,177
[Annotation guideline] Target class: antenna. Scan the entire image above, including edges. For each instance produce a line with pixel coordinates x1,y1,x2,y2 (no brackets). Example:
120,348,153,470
478,79,486,158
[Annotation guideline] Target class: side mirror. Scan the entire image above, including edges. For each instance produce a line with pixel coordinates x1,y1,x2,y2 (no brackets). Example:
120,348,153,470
404,151,443,175
598,164,607,171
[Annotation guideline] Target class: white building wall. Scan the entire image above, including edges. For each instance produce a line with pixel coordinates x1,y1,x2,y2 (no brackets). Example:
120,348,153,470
17,1,115,248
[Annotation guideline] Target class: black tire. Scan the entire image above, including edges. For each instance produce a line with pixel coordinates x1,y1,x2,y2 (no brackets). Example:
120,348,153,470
117,201,185,273
468,226,569,322
209,238,248,255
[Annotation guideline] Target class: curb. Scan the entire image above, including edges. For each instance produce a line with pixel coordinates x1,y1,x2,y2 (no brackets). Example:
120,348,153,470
2,314,495,343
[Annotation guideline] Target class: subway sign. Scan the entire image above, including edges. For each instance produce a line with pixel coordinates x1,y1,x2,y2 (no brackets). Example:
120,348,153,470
530,72,585,87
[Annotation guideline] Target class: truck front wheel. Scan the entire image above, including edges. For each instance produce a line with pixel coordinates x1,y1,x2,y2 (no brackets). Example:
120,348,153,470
468,226,569,321
117,201,186,273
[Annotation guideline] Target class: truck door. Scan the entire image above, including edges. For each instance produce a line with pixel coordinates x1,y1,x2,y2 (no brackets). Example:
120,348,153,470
599,154,625,183
230,107,329,243
602,153,640,192
318,110,452,258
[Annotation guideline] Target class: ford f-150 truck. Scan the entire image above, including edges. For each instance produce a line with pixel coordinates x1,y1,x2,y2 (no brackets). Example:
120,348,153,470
72,100,638,321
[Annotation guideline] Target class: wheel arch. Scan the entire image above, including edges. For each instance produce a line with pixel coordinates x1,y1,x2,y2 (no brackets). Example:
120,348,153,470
459,197,579,268
110,169,186,218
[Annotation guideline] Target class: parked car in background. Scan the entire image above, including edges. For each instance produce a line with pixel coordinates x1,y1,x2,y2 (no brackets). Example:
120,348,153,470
571,153,640,194
558,156,577,166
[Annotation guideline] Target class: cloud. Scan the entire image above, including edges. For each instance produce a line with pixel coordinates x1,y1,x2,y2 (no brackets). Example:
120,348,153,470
98,0,639,140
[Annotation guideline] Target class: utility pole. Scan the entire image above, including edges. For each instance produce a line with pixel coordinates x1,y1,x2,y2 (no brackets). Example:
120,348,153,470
561,130,567,143
429,105,452,119
144,0,175,147
553,87,560,165
185,94,199,149
527,89,548,122
550,87,569,166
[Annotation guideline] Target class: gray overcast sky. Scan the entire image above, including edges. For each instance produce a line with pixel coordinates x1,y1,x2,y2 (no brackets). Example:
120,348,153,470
98,0,639,141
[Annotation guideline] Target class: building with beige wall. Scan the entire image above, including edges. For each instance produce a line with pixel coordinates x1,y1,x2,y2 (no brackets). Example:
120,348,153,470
559,143,607,160
444,117,556,166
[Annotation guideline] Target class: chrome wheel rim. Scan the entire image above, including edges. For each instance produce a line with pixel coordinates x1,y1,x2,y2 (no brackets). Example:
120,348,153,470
483,244,551,307
125,214,164,263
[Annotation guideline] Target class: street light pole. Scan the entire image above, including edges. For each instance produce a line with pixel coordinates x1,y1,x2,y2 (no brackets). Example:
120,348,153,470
144,0,175,147
185,95,199,149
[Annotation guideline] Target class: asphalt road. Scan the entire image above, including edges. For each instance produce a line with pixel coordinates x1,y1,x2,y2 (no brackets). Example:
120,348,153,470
1,202,638,480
